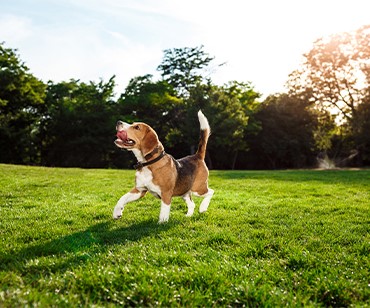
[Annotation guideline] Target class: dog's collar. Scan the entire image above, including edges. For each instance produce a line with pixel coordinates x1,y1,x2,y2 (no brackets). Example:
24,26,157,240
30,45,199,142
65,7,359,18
144,146,160,160
133,151,166,170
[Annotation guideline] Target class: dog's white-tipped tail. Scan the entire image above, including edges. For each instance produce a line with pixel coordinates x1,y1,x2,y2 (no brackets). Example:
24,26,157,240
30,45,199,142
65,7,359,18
198,110,210,131
196,110,210,160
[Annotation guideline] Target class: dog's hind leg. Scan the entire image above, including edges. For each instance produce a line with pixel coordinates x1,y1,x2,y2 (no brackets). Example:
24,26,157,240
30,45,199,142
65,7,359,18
194,188,214,213
113,188,146,219
183,192,195,217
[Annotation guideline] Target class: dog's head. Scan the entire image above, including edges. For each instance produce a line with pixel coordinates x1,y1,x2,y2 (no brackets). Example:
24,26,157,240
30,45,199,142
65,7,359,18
115,121,159,157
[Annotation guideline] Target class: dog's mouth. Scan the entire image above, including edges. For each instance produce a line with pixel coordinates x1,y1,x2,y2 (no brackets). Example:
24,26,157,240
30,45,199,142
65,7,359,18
115,130,136,148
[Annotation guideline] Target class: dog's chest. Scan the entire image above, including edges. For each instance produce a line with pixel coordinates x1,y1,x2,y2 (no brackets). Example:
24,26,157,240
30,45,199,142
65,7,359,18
135,167,161,198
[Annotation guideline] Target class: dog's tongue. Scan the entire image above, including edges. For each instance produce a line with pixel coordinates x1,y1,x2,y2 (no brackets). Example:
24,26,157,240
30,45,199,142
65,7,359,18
116,130,127,141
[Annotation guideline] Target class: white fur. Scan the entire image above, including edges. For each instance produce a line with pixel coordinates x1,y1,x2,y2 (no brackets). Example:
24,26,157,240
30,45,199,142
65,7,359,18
198,110,210,131
136,167,162,198
117,122,131,132
159,201,171,223
131,148,146,162
113,191,143,219
194,188,214,213
135,168,170,223
183,193,196,217
113,167,162,219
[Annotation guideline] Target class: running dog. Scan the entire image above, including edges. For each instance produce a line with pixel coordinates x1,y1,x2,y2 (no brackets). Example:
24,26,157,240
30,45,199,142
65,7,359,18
113,110,214,223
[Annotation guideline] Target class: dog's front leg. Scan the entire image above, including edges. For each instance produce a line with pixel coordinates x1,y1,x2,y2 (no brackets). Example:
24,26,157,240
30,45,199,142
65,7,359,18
158,194,172,223
113,188,146,219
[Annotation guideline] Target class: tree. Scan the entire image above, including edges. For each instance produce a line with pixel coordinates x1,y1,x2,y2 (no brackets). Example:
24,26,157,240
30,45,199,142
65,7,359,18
0,42,46,164
42,77,117,168
350,89,370,165
185,82,260,169
117,75,184,160
287,25,370,122
247,94,318,169
287,25,370,167
157,46,215,97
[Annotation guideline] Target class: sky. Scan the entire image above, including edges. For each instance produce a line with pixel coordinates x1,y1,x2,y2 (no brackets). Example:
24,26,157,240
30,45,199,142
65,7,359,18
1,0,370,97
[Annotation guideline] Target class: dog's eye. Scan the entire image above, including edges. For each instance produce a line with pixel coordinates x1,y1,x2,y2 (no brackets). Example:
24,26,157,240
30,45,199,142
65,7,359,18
134,125,140,130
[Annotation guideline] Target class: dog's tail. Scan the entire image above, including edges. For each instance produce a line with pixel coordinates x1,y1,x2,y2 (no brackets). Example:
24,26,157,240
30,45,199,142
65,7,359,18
196,110,210,160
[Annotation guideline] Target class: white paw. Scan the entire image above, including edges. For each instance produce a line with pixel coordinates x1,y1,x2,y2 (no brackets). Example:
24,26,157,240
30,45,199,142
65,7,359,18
199,199,211,213
158,202,170,223
113,205,123,219
158,216,169,224
186,210,194,217
199,204,208,213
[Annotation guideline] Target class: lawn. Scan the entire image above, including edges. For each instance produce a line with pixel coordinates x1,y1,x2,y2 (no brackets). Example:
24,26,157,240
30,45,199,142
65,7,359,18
0,164,369,307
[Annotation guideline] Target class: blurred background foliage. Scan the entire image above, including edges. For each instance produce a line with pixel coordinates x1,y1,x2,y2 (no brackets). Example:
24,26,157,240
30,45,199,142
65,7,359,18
1,26,370,169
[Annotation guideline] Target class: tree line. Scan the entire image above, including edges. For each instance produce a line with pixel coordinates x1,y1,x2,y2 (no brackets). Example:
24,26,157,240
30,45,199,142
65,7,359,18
1,25,370,169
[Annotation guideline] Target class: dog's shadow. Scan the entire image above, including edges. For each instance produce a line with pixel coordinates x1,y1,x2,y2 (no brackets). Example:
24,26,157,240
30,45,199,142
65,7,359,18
1,219,174,273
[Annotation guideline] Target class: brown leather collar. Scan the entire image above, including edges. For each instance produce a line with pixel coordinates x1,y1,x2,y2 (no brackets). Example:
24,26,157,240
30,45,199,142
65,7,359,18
144,146,161,160
134,151,166,170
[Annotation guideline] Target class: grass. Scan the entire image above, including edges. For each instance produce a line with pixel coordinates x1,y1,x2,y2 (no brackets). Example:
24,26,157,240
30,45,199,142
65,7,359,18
0,164,369,307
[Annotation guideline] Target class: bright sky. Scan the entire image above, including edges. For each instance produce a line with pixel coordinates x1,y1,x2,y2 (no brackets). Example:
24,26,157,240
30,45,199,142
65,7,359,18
1,0,369,96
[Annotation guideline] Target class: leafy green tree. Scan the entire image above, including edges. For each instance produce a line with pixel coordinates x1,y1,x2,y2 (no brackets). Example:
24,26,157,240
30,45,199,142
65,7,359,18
248,94,318,169
185,82,260,169
0,42,46,164
157,46,215,97
351,90,370,165
118,73,261,169
117,74,184,157
287,25,370,167
42,77,117,168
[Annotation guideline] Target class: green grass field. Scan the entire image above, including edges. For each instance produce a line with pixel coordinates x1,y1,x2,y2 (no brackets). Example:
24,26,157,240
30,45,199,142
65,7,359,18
0,164,369,307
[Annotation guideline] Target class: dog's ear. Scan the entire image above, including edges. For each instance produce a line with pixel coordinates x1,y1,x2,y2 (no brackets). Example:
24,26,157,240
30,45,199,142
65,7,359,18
142,127,159,157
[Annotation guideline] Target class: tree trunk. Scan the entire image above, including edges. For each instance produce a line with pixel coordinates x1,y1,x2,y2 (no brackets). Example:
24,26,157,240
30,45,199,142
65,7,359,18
231,150,238,170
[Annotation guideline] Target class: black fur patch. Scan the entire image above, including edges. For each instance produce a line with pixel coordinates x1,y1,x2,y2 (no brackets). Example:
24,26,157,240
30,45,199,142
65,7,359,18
172,155,197,194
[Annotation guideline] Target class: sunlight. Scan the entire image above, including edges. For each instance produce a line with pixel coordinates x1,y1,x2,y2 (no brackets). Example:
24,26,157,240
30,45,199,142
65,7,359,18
1,0,370,96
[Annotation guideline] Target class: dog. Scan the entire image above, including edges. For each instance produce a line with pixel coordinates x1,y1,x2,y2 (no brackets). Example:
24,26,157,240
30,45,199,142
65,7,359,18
113,110,214,223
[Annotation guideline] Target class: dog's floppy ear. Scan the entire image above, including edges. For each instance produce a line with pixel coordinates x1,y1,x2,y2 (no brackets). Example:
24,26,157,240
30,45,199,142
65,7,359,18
142,127,159,157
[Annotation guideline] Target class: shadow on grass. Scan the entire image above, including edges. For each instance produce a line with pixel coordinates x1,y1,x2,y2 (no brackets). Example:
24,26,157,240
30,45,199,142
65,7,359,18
0,219,174,272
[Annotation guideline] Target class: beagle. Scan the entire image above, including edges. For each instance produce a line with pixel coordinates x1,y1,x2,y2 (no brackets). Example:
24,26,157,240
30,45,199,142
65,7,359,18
113,110,214,223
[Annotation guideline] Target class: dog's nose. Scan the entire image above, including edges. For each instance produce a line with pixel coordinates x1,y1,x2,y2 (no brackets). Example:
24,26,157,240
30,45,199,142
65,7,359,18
116,120,130,132
116,121,124,131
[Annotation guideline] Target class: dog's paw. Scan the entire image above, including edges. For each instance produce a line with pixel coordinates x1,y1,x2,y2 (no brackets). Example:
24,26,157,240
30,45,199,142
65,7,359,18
185,210,194,217
113,206,123,219
158,217,168,224
199,204,209,213
158,203,170,223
